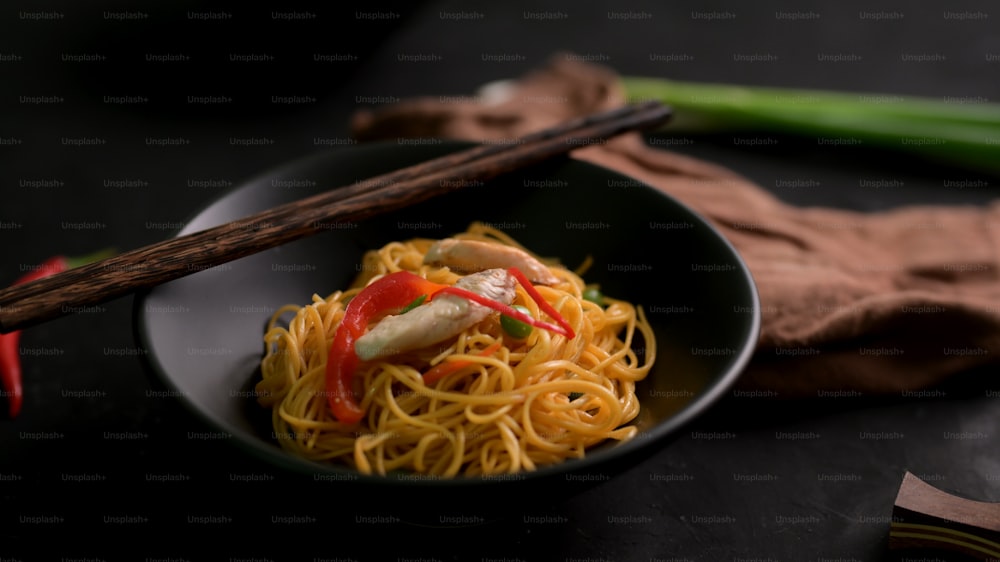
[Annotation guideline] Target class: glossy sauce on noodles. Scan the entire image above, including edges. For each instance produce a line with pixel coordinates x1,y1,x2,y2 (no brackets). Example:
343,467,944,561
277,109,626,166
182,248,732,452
255,223,655,477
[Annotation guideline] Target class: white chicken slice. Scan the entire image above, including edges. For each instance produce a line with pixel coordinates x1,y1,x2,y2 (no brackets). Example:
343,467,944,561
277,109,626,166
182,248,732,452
354,268,516,362
423,238,561,286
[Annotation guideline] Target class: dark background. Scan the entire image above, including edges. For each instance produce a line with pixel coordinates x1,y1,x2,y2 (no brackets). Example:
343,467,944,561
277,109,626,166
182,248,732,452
2,0,999,559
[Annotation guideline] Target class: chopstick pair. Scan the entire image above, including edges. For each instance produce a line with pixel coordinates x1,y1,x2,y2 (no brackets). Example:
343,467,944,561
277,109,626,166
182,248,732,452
0,100,671,333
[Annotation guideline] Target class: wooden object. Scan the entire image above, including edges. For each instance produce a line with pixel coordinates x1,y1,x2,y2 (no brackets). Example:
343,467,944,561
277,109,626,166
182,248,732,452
890,470,1000,560
0,101,671,333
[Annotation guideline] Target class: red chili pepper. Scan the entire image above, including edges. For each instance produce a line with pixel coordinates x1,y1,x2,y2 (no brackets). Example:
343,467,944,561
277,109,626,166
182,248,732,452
0,330,21,418
432,268,576,339
505,267,576,339
324,267,574,423
1,249,116,418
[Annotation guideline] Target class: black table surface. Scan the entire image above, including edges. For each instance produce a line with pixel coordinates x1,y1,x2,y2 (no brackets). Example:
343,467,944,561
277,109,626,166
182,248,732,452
3,1,999,559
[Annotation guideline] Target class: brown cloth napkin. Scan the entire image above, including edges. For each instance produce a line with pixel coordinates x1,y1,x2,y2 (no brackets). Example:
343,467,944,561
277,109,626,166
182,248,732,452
349,54,1000,397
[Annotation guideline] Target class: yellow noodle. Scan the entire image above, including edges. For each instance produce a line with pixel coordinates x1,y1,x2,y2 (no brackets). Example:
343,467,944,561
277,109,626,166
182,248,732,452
256,222,656,476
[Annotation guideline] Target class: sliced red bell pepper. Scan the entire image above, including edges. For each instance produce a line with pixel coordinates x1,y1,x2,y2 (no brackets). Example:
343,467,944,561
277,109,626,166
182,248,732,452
325,271,444,424
1,249,116,418
324,266,575,423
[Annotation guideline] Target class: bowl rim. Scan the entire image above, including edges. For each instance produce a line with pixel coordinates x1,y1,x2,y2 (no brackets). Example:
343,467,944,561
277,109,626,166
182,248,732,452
133,140,761,487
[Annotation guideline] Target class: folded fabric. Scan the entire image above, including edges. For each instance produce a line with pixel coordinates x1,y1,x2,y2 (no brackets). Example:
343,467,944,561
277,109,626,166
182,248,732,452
349,54,1000,397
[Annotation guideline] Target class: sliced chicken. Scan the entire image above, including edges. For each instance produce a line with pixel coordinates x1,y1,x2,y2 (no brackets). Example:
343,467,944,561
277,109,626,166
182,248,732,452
354,268,516,361
423,238,561,286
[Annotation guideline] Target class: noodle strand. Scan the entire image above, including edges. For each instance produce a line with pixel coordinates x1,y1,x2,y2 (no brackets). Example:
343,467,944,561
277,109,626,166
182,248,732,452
256,223,656,476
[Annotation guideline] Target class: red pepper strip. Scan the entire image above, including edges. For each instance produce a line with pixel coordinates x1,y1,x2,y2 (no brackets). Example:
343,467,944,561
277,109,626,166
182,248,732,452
505,267,576,339
1,249,117,418
325,271,445,424
433,286,573,338
325,267,576,422
430,267,576,339
423,340,503,385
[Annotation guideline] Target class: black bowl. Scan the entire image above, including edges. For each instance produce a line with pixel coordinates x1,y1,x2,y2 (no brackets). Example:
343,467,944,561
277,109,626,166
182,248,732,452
134,141,759,512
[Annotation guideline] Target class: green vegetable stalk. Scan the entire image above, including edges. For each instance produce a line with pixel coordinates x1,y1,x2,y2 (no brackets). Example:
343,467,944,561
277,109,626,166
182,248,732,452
620,76,1000,175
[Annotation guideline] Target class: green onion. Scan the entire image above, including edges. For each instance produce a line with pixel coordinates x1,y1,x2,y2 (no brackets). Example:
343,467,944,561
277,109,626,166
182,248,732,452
500,305,533,339
399,294,427,314
620,76,1000,175
582,286,605,307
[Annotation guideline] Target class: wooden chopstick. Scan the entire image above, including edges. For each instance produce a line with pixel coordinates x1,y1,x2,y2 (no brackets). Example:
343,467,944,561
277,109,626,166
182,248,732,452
0,101,671,333
890,471,1000,560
